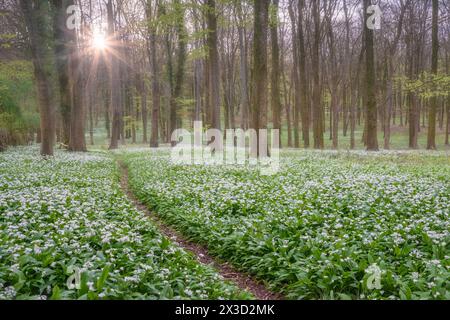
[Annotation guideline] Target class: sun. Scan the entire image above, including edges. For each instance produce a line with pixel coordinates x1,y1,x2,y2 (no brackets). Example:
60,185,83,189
92,33,107,50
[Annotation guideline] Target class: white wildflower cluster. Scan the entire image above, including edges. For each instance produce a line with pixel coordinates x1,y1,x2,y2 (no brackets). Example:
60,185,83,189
124,148,450,300
0,147,248,300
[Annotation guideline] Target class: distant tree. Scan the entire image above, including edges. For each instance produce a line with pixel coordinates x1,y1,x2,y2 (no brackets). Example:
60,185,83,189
427,0,439,150
206,0,221,131
287,0,300,148
107,0,122,150
363,0,379,151
52,0,73,146
297,0,309,148
270,0,281,146
251,0,270,155
312,0,323,149
146,0,161,148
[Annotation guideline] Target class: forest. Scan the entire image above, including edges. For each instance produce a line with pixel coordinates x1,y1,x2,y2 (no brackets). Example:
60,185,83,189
0,0,449,153
0,0,449,303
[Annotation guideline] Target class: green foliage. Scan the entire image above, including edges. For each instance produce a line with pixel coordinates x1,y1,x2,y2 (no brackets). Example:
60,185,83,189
124,149,450,300
395,72,450,99
0,148,252,300
269,2,279,28
0,61,38,150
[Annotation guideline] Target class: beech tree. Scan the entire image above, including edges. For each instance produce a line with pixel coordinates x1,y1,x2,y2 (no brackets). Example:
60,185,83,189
251,0,270,155
4,0,449,153
364,0,379,151
270,0,281,146
427,0,439,150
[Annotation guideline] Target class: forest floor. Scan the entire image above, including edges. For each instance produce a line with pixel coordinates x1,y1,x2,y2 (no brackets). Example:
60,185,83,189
117,160,282,300
1,146,449,300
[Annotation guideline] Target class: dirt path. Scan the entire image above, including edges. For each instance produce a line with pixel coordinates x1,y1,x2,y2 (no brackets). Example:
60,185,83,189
118,161,282,300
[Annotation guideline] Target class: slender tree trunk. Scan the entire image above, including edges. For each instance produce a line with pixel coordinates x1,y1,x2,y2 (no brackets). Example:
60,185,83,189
207,0,221,131
237,4,249,130
312,0,323,149
104,88,111,139
237,16,249,129
298,0,310,148
446,53,450,146
251,0,270,155
52,0,74,147
270,0,281,147
427,0,439,150
146,0,160,147
363,0,379,151
281,49,293,147
107,0,122,150
288,2,300,148
326,11,339,149
89,91,94,145
194,57,202,122
69,43,87,152
141,80,148,144
446,96,449,146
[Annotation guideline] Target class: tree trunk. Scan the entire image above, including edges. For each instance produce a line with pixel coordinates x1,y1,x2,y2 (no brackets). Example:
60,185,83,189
298,0,309,148
427,0,439,150
312,0,323,149
207,0,221,131
52,0,74,147
251,0,270,155
146,0,160,147
326,9,339,149
107,0,122,150
363,0,379,151
20,0,57,156
69,45,87,152
287,2,300,148
141,80,148,144
237,6,249,130
270,0,281,147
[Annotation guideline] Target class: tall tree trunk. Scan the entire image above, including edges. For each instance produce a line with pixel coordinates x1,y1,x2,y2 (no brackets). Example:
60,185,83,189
326,9,339,149
298,0,310,148
194,56,202,122
237,5,249,130
20,0,57,156
251,0,270,155
427,0,439,150
363,0,379,151
146,0,160,147
280,48,293,147
287,2,300,148
52,0,74,147
69,40,86,152
104,88,111,139
167,0,186,144
446,53,450,146
141,79,148,144
207,0,221,131
107,0,122,150
270,0,281,147
312,0,323,149
89,90,94,145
